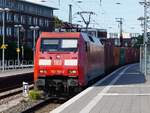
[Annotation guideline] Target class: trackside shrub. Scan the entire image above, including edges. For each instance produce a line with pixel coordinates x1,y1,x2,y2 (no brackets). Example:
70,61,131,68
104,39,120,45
28,90,41,100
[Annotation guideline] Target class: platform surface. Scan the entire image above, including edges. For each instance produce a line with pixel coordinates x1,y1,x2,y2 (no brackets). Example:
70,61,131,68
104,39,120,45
51,64,150,113
0,68,33,78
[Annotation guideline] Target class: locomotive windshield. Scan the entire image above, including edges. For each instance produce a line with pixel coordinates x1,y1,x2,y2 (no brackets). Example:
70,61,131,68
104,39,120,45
41,38,78,52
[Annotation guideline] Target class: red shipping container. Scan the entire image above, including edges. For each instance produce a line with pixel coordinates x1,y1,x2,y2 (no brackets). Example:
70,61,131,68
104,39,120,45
113,47,120,66
104,43,114,72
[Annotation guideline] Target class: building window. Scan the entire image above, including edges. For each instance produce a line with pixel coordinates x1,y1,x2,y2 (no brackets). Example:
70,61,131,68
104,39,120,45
20,4,24,11
6,12,12,22
39,18,44,26
0,26,2,35
33,17,38,25
0,13,2,21
27,16,32,25
6,27,12,36
45,19,50,27
14,14,19,23
5,0,11,7
27,30,32,40
14,28,17,37
21,15,26,24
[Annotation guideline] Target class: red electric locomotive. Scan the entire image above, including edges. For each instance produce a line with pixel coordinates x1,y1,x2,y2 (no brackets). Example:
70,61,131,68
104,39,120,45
34,32,104,95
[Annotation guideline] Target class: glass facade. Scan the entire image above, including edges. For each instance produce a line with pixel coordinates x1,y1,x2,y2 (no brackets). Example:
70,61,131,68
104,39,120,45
0,0,54,17
0,0,55,47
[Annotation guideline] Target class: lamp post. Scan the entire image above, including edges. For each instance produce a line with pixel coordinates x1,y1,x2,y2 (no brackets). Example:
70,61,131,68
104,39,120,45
116,18,123,47
30,26,40,61
137,17,145,73
20,27,25,62
0,8,10,72
139,0,150,76
143,0,148,77
14,24,23,66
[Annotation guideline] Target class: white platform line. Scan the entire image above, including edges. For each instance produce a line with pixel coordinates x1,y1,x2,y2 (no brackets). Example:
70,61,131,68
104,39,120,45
125,73,140,75
111,85,150,88
98,93,150,96
50,65,127,113
79,64,133,113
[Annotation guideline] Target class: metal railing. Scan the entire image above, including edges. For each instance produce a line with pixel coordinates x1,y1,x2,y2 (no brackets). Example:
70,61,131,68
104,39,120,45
0,60,33,71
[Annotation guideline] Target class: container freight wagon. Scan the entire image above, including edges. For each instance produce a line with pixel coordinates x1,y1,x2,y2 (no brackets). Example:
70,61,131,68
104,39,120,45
104,44,139,74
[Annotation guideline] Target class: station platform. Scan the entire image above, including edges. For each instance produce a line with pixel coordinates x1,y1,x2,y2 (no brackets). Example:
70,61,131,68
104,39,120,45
51,63,150,113
0,68,33,78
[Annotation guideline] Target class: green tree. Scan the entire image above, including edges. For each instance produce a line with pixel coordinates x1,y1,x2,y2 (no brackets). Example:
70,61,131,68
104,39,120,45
133,35,143,48
53,16,63,29
5,40,17,60
0,36,33,60
24,45,33,60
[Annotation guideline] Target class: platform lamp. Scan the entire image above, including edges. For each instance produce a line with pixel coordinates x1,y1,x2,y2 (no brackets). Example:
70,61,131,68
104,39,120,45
0,8,10,72
20,27,25,63
29,26,40,62
14,24,23,66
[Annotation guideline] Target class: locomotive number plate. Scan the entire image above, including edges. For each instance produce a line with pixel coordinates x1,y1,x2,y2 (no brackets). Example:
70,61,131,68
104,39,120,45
54,60,62,65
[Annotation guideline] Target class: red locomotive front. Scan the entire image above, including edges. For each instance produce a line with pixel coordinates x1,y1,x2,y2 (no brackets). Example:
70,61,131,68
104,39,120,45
34,32,105,95
34,32,84,95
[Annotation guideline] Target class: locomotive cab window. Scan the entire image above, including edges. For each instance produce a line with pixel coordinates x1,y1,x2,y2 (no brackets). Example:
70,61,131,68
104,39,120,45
88,36,94,42
61,39,78,52
41,38,78,52
41,39,59,52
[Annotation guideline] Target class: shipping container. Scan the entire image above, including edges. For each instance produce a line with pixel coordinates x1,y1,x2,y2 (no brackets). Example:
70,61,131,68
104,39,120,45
131,48,135,63
113,47,120,67
104,39,139,73
104,43,114,73
119,48,125,65
133,48,139,62
125,47,130,64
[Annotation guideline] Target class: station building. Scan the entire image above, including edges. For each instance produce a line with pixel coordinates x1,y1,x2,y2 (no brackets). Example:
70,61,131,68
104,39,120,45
0,0,56,47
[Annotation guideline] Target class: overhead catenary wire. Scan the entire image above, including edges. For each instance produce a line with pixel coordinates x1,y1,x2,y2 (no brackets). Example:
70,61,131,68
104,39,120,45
71,0,103,28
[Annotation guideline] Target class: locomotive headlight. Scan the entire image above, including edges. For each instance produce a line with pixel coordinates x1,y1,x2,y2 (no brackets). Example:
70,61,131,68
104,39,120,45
39,69,47,74
64,59,78,66
39,59,51,66
68,70,77,74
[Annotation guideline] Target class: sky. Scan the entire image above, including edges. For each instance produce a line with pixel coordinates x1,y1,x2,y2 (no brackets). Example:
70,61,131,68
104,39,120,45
26,0,143,34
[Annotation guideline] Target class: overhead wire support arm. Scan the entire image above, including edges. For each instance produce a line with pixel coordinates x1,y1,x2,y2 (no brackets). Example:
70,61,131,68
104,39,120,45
77,11,95,32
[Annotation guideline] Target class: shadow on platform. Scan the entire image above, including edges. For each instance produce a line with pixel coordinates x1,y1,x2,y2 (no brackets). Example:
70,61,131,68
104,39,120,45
95,64,146,87
115,72,146,85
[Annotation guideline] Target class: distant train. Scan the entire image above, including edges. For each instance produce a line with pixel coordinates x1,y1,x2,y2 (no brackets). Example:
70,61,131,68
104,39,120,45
34,32,139,95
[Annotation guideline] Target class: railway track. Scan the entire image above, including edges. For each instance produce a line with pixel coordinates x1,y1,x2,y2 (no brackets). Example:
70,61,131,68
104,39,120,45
0,85,34,113
0,72,110,113
0,85,67,113
21,97,64,113
1,95,65,113
0,73,33,93
0,85,33,100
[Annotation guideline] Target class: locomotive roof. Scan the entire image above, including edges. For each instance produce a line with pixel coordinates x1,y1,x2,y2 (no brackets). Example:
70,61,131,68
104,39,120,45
40,32,81,38
40,32,103,46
